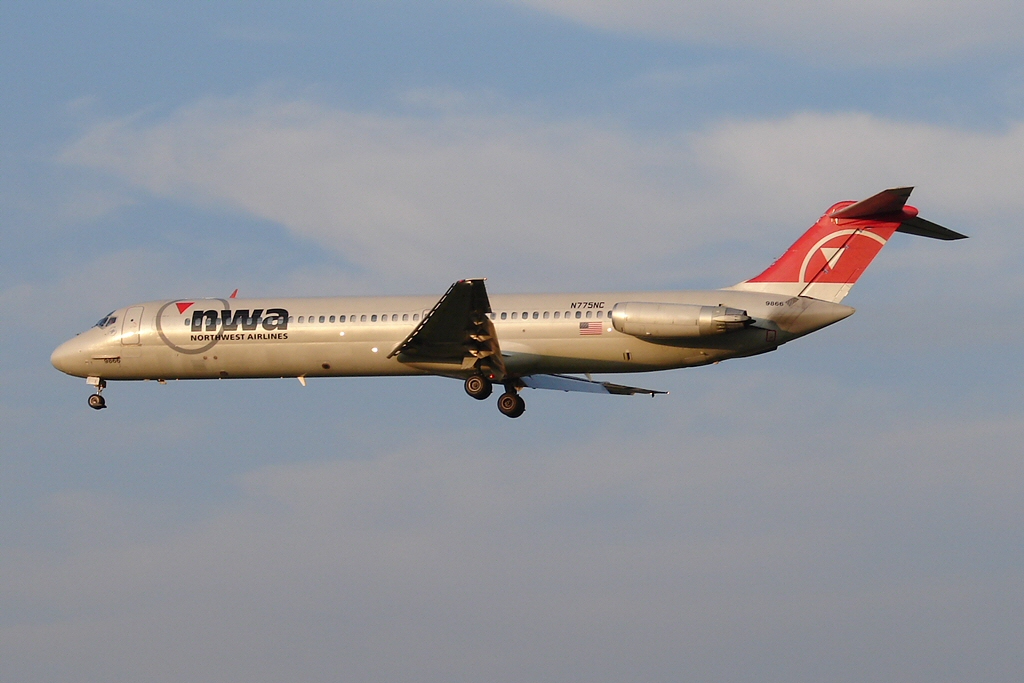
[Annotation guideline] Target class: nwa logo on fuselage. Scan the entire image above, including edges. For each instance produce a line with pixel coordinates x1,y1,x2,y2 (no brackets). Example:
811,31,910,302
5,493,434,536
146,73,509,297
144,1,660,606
190,308,290,332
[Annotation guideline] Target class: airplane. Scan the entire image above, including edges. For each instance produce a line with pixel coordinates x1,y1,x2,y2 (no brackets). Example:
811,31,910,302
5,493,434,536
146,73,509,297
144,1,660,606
51,187,966,418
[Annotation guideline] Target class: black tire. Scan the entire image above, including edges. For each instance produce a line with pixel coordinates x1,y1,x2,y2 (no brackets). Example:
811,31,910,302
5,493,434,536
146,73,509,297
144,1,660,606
464,375,492,400
88,394,106,410
497,392,525,418
510,394,525,418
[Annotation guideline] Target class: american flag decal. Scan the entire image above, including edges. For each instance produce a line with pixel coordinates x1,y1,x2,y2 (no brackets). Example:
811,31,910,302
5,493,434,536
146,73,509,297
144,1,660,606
579,321,603,335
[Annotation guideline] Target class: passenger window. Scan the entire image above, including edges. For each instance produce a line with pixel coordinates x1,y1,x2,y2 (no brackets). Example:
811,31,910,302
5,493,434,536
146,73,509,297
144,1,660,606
298,316,305,323
596,311,603,318
392,314,397,321
184,319,190,326
361,315,367,322
288,316,294,323
553,311,560,319
339,315,346,322
330,315,335,323
532,311,539,319
586,311,592,318
522,311,527,319
575,311,582,319
564,311,570,318
413,313,420,321
319,316,326,323
501,312,507,320
543,311,549,319
371,315,378,322
511,312,518,320
403,313,409,321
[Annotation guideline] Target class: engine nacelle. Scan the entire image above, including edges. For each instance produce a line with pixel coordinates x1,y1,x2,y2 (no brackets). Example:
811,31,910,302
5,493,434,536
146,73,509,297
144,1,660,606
611,302,752,338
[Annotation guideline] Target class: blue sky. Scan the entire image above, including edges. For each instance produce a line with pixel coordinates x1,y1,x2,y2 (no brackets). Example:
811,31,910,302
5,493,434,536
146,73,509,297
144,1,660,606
2,2,1023,682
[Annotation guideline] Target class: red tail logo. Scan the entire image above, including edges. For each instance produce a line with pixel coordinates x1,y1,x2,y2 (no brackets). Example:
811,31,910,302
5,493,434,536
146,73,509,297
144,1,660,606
729,188,965,303
747,206,900,289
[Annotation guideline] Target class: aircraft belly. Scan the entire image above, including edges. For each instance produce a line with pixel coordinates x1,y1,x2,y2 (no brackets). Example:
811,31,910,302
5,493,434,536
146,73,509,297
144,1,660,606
502,335,737,374
98,339,424,380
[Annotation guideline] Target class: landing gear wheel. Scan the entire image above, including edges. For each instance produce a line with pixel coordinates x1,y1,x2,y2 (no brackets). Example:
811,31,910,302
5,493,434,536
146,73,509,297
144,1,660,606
497,391,525,418
464,375,493,400
88,394,106,410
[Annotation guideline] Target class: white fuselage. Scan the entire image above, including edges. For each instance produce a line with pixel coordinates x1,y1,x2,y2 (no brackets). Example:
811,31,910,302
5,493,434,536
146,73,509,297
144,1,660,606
50,289,854,382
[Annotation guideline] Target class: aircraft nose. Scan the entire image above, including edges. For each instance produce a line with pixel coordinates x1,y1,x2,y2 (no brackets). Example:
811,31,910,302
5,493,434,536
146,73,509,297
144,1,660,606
51,337,88,376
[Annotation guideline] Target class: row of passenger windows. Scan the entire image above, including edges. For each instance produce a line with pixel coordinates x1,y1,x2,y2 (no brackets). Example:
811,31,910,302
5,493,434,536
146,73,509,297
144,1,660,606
185,310,609,325
295,313,420,323
491,310,606,320
184,313,422,325
291,310,608,323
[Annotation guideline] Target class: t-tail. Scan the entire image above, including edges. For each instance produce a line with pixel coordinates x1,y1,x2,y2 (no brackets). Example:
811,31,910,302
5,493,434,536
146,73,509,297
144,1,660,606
727,187,967,303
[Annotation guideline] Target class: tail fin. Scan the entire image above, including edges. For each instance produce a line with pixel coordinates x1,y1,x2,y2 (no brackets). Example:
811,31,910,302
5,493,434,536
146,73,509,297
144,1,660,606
726,187,967,303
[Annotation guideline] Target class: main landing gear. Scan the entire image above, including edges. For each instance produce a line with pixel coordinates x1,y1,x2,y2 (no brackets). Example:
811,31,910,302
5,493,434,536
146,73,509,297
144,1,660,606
464,374,493,400
466,374,526,418
496,387,526,419
87,378,107,410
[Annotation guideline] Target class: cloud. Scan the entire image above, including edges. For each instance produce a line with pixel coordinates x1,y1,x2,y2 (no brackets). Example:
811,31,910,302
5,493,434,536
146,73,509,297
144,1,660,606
59,95,1021,291
694,112,1024,225
3,387,1022,682
511,0,1024,64
59,96,698,288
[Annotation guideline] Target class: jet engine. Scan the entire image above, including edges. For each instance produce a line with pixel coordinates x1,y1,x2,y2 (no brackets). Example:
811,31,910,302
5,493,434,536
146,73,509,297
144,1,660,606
610,302,752,338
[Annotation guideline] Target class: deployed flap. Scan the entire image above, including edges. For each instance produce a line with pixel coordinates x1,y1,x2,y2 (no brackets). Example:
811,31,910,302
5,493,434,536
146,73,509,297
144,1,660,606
388,279,505,377
520,373,666,396
829,186,913,219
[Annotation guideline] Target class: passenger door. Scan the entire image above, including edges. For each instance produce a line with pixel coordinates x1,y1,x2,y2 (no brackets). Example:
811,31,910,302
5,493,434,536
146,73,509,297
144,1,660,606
121,306,144,345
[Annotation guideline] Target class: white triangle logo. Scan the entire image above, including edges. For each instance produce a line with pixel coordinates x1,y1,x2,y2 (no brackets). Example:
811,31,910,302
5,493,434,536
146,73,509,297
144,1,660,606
820,247,846,270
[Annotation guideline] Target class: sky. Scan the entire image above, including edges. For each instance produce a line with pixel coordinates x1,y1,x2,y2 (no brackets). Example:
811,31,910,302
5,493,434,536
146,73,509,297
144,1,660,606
2,2,1022,681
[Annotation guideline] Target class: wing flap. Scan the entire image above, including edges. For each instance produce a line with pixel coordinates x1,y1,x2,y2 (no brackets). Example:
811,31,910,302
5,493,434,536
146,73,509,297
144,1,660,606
521,374,666,396
388,279,506,378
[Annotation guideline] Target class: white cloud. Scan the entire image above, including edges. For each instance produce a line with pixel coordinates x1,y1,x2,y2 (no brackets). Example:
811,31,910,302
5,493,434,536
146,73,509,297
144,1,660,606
59,95,1022,291
511,0,1024,63
3,397,1022,683
59,97,699,287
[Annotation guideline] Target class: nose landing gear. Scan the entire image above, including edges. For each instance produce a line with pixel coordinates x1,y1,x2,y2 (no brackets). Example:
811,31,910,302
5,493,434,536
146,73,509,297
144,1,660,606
87,377,107,410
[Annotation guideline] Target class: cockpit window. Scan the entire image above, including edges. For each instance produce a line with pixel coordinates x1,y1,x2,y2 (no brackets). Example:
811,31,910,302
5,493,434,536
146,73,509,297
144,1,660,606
93,312,117,328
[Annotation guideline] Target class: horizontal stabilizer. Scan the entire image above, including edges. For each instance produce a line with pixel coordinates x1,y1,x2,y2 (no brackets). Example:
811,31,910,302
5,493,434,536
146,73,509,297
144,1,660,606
829,186,913,219
829,186,967,240
521,373,666,396
896,216,968,241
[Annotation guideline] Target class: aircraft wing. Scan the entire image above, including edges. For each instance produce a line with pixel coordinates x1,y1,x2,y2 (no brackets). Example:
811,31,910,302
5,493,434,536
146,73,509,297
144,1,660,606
520,373,666,396
388,279,505,376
